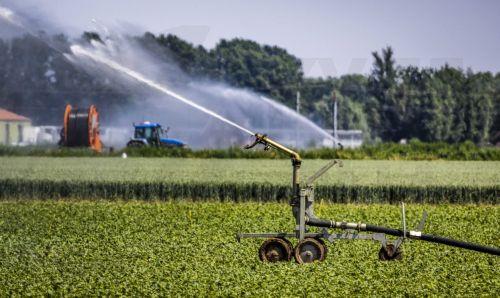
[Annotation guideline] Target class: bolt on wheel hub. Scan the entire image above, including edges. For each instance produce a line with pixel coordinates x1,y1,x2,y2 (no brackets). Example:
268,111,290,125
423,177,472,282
294,238,326,264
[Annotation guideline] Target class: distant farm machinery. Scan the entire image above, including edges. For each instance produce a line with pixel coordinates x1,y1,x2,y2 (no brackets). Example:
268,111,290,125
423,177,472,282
127,121,185,148
237,133,500,263
59,105,186,151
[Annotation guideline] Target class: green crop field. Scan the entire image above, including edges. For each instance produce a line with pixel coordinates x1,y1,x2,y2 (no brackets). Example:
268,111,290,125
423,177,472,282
0,200,498,296
0,157,499,203
0,158,498,295
1,157,499,186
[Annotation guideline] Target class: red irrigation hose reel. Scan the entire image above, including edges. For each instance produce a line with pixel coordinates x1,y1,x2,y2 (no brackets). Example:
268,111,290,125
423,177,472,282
61,104,102,152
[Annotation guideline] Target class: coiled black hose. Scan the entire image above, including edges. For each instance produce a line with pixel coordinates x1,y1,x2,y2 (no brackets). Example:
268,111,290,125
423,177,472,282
66,109,89,147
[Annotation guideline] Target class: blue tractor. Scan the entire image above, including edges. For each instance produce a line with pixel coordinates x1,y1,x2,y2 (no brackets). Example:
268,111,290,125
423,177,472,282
126,122,186,148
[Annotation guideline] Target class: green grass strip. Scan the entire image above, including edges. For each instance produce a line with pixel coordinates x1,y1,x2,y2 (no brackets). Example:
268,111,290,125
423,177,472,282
0,179,497,204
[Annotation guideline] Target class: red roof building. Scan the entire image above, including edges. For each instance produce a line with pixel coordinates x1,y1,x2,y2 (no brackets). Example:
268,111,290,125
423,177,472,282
0,108,31,122
0,108,32,145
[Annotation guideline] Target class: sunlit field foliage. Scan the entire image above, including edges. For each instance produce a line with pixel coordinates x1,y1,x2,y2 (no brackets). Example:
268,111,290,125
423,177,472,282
0,158,498,203
0,201,498,296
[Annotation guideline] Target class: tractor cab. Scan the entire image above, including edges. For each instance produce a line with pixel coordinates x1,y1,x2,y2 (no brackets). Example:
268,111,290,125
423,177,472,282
127,121,185,148
133,123,161,145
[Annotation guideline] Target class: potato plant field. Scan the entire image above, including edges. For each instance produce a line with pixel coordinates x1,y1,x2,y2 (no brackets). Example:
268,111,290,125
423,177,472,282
0,157,499,203
0,157,499,295
0,201,498,296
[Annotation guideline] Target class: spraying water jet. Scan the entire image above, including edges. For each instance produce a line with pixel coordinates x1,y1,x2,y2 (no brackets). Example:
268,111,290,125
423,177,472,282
0,5,22,27
68,45,255,137
2,5,337,148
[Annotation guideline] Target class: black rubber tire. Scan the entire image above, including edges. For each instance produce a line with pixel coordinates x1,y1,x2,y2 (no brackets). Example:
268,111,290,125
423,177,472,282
259,238,292,262
127,141,145,147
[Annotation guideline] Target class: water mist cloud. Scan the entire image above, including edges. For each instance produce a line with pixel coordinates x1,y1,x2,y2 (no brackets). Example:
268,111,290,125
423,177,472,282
1,4,336,149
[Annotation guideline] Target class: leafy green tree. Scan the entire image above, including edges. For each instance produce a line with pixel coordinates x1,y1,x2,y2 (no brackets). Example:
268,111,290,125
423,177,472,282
395,67,455,142
491,73,500,144
338,74,369,103
464,71,494,143
151,34,216,77
212,38,303,106
0,32,497,145
299,77,335,118
312,92,370,140
0,39,8,101
367,47,399,140
434,66,467,142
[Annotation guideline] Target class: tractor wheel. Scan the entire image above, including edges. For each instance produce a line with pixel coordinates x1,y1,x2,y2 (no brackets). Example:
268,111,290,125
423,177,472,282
127,141,145,147
294,238,327,264
259,238,292,262
378,244,403,261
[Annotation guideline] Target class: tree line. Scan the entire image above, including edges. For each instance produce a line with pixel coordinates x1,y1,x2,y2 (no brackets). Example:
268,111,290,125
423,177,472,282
2,139,498,160
0,32,498,144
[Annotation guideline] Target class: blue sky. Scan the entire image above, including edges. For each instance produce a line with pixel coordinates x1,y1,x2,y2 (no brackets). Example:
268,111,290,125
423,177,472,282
3,0,500,77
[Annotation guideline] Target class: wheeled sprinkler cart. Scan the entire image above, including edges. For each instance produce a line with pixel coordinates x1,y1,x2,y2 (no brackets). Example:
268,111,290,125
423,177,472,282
237,133,500,263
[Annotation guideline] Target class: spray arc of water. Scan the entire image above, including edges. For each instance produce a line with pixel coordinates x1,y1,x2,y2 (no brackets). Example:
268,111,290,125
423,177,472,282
0,6,21,27
0,4,254,138
1,5,336,148
259,96,335,141
69,45,255,136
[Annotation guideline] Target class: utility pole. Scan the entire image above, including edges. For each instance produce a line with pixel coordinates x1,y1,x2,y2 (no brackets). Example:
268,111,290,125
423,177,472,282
332,90,338,141
296,90,300,114
296,89,301,147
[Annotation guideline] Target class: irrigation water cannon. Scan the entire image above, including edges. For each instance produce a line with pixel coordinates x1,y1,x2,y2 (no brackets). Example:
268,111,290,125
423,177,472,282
238,133,500,263
60,104,102,152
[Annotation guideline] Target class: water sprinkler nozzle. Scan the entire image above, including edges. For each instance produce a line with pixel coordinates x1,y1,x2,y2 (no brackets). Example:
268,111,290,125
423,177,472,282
244,133,301,163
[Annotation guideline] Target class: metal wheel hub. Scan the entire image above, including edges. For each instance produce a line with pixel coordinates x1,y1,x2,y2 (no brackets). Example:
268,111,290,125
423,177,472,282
259,238,292,262
294,238,327,264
